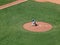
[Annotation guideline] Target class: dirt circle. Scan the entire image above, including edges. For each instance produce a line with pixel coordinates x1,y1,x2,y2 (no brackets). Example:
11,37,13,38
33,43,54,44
23,22,52,32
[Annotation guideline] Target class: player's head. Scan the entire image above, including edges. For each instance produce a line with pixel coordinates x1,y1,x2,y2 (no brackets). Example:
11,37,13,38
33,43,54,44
32,19,35,21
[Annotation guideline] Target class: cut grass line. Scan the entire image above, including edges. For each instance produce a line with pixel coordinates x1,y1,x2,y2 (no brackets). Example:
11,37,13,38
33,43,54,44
0,0,27,10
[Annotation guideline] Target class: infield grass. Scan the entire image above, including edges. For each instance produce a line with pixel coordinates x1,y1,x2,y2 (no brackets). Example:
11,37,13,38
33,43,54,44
0,1,60,45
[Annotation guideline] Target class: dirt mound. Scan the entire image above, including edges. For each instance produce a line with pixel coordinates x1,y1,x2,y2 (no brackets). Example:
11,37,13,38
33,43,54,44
23,22,52,32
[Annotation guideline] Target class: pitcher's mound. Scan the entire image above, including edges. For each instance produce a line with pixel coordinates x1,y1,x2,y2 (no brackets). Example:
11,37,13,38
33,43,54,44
23,22,52,32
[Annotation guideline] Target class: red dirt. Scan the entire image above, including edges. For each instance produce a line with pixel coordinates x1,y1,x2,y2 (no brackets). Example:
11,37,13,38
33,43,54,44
35,0,60,4
23,22,52,32
0,0,27,10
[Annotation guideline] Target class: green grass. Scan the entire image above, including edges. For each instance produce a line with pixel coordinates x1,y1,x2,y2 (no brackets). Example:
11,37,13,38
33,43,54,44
0,0,16,6
0,1,60,45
